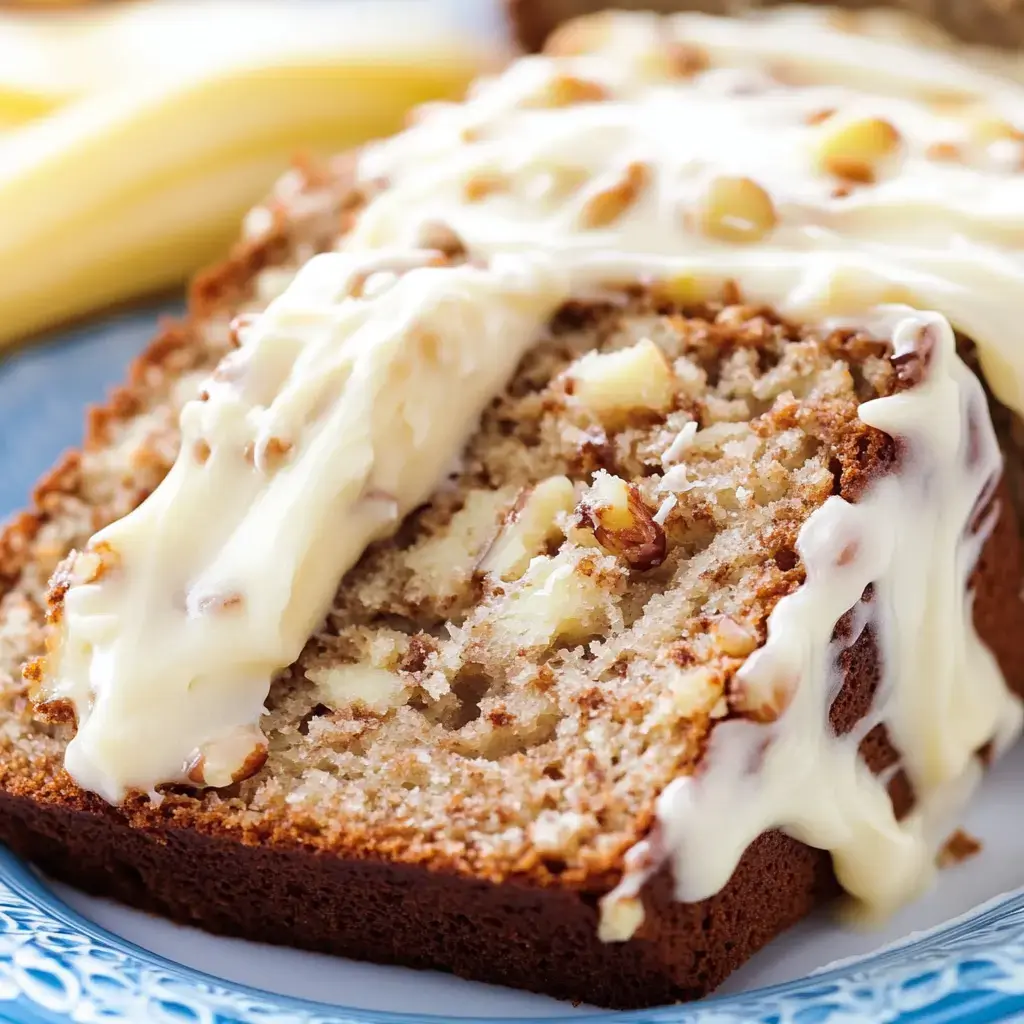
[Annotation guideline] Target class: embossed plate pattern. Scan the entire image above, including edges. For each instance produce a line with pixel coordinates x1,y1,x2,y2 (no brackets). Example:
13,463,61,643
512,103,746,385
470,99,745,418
1,845,1024,1023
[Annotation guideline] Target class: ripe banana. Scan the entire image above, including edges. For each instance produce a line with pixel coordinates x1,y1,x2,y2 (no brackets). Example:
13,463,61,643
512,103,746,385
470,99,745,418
0,1,490,346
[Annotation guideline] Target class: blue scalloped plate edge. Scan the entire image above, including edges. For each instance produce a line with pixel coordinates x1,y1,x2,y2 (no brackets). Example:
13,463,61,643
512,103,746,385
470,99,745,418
0,846,1023,1024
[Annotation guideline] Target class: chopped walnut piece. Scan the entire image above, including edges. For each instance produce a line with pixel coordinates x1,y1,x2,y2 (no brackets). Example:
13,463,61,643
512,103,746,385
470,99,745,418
577,471,667,571
937,828,982,868
478,476,575,582
567,337,675,426
464,171,508,202
525,74,609,108
926,141,962,162
261,437,293,470
694,176,777,244
186,726,268,788
308,664,411,714
579,162,649,230
815,117,901,183
666,42,709,77
34,695,77,725
890,323,937,387
710,695,729,719
715,616,758,658
418,221,467,260
406,486,514,597
730,661,796,723
502,548,621,650
71,542,121,586
665,665,721,715
721,280,743,305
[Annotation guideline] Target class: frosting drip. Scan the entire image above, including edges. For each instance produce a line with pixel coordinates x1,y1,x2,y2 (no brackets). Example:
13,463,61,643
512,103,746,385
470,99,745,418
600,309,1021,937
51,250,566,801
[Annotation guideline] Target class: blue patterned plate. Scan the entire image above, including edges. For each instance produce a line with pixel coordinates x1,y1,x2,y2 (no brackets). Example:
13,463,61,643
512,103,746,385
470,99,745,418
3,305,1024,1024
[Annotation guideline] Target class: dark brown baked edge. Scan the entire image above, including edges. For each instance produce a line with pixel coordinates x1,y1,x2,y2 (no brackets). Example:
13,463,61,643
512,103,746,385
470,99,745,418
0,787,833,1009
506,0,1024,51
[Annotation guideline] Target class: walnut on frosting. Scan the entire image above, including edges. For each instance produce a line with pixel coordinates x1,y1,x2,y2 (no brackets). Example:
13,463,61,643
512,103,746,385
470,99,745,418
971,114,1024,146
579,161,650,229
464,171,509,202
694,176,777,244
525,74,609,109
186,725,268,788
814,116,901,183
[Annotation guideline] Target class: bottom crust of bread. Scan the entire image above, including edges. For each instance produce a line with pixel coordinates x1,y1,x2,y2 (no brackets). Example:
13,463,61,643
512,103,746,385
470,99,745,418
0,789,834,1009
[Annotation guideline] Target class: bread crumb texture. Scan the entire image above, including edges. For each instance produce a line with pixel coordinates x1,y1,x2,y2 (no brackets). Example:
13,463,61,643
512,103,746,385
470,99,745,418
0,158,899,891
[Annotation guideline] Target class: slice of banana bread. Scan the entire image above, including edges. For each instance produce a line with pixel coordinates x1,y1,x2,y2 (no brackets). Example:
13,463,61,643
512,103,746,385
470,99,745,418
0,154,1022,1008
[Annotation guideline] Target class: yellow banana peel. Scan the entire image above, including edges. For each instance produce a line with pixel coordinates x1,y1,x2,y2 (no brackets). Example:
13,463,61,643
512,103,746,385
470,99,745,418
0,1,491,347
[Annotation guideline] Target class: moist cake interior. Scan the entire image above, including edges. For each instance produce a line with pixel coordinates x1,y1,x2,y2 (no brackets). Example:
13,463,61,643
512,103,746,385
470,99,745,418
1,271,911,886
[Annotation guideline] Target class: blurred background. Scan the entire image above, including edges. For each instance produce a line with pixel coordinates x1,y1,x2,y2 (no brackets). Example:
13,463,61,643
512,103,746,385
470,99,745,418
0,0,502,348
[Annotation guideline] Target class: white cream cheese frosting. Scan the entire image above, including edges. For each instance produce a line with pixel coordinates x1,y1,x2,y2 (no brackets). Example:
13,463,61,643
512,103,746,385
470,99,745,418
51,249,566,802
599,307,1020,938
35,6,1024,927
